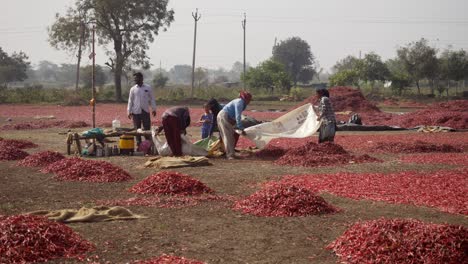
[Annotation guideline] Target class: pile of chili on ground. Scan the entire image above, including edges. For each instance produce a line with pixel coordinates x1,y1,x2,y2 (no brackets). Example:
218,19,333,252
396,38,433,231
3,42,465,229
129,171,214,196
234,183,337,217
0,214,94,263
0,146,29,161
17,151,64,167
327,218,468,264
275,142,381,167
50,158,132,182
0,139,37,149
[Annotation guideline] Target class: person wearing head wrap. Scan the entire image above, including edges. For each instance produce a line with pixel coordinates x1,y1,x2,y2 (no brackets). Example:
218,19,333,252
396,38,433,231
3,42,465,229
156,106,191,156
315,88,336,143
217,91,252,159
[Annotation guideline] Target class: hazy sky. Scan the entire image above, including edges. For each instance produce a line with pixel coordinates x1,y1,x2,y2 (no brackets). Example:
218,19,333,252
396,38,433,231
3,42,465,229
1,0,467,71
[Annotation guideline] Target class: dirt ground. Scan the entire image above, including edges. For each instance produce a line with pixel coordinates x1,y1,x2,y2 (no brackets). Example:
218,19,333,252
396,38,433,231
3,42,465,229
1,118,467,263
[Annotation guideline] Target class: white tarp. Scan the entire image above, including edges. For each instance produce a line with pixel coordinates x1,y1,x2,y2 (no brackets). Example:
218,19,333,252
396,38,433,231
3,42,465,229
244,103,320,149
152,128,208,156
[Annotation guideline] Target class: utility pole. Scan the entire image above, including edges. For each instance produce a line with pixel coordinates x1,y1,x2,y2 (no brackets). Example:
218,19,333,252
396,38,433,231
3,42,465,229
91,25,96,128
191,8,201,98
75,21,85,91
273,37,277,54
242,13,247,90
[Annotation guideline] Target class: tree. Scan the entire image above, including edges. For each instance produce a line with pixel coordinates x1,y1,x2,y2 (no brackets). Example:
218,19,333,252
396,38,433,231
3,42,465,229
36,61,59,82
396,38,438,94
361,53,389,85
0,47,30,87
49,0,174,101
386,59,412,96
48,5,91,91
152,71,168,88
80,64,106,88
328,69,360,87
332,55,361,73
244,59,291,93
273,37,316,88
439,48,467,96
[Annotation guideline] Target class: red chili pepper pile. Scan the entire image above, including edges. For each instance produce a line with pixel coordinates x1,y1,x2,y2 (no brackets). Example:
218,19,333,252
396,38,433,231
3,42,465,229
233,183,338,217
53,159,132,182
371,140,462,153
255,145,287,159
134,254,205,264
129,171,214,196
276,168,468,214
327,218,468,264
401,153,468,166
360,100,468,129
300,86,381,113
0,146,29,161
0,214,94,263
275,142,382,167
17,151,65,167
0,139,38,149
40,157,85,174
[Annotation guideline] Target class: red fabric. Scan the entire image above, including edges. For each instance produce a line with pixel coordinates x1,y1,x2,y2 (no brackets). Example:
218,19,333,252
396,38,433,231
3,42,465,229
162,116,183,156
239,91,252,104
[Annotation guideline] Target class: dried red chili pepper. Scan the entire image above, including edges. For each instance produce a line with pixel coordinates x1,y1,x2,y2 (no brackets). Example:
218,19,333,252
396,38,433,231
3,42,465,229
233,182,338,217
129,171,214,196
327,218,468,264
17,151,65,167
0,214,94,263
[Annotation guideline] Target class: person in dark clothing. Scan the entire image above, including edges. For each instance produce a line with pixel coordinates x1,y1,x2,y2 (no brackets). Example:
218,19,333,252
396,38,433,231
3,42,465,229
156,106,191,156
206,98,224,136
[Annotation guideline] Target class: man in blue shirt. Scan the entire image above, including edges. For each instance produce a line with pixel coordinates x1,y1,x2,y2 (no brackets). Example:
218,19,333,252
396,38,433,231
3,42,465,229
217,91,252,159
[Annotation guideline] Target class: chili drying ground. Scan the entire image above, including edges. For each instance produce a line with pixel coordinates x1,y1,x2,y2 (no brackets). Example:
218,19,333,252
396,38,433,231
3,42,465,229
0,102,467,263
274,168,468,214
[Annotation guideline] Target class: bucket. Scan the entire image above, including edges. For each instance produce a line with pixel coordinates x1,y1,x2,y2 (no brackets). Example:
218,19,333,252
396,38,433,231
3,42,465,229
119,135,134,155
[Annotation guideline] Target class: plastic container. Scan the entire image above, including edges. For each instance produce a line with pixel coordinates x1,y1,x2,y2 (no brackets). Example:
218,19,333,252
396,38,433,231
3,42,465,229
112,118,121,130
119,135,134,155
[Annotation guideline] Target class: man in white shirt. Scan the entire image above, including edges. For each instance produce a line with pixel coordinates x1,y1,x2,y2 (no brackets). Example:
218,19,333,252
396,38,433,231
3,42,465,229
127,72,157,145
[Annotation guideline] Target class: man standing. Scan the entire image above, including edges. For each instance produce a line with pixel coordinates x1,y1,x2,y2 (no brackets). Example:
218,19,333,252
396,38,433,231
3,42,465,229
127,72,157,145
217,91,252,159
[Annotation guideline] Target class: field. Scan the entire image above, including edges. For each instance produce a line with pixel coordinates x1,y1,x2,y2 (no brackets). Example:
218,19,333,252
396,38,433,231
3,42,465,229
0,101,467,264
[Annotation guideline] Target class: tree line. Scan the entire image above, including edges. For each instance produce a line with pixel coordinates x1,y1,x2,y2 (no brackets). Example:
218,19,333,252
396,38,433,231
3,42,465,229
330,38,468,96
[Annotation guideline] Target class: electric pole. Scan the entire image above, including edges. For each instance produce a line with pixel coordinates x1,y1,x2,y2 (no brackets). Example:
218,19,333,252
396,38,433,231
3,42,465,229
242,13,247,90
91,25,96,128
75,21,85,91
191,9,201,98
